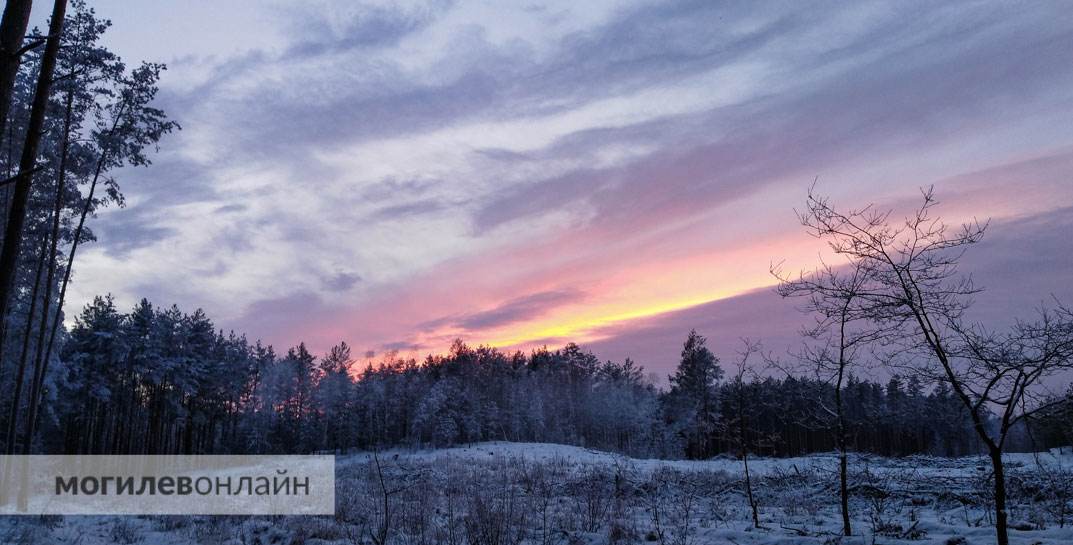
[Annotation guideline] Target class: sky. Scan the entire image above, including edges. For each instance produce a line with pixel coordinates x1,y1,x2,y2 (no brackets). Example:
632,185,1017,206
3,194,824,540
39,0,1073,376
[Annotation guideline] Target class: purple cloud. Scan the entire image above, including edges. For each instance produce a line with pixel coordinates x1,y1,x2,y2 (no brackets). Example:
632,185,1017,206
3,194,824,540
583,206,1073,377
420,289,586,332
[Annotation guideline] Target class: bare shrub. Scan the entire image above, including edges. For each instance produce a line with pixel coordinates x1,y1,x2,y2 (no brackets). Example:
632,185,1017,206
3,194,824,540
356,452,431,545
765,466,822,522
151,516,190,532
433,460,466,545
300,516,347,542
569,467,613,533
643,468,698,545
859,471,904,542
109,517,143,544
0,519,47,545
189,516,235,544
519,460,560,545
1016,459,1073,529
606,463,641,545
462,463,527,545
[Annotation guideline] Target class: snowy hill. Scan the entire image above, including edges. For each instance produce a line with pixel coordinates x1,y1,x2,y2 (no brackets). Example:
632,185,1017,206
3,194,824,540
4,442,1072,545
344,439,1073,478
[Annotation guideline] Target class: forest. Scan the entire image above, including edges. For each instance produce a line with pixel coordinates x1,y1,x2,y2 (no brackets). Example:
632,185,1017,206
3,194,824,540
31,304,1073,459
0,0,174,459
0,0,1068,460
1,2,1073,545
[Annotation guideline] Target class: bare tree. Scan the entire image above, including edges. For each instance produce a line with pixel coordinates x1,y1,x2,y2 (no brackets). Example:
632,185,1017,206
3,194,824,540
774,257,896,536
369,451,396,545
724,340,763,529
793,185,1073,545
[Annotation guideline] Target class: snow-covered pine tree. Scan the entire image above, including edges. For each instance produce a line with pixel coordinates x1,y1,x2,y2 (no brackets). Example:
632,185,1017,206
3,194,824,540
665,330,722,459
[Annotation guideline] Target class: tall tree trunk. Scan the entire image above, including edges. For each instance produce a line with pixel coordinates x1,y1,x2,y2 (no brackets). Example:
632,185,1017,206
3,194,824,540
5,233,46,454
0,231,43,505
38,102,126,393
0,0,33,146
0,0,33,340
0,0,66,369
25,100,127,455
21,88,71,454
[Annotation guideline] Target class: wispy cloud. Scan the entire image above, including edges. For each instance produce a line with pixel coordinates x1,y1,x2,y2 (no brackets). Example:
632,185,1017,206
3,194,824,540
421,288,586,332
70,0,1073,366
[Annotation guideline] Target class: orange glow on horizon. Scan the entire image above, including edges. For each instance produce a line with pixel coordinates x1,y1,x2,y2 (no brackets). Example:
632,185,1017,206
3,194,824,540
410,231,821,354
477,286,753,348
330,167,1073,364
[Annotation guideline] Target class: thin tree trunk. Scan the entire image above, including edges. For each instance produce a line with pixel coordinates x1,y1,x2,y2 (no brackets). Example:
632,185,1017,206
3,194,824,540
990,447,1009,545
0,228,44,505
738,384,759,528
0,0,66,370
5,233,46,454
837,397,850,537
742,438,759,528
25,93,126,453
900,282,1010,545
836,315,852,536
37,101,126,397
20,89,72,454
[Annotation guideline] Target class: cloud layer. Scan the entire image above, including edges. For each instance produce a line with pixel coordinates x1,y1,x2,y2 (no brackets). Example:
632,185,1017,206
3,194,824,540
65,0,1073,374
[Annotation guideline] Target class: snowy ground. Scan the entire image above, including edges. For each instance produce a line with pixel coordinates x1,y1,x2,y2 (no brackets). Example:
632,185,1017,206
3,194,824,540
2,442,1071,544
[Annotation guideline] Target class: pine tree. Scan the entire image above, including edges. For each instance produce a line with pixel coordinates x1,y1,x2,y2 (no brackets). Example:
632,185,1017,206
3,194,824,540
315,341,354,451
666,330,722,459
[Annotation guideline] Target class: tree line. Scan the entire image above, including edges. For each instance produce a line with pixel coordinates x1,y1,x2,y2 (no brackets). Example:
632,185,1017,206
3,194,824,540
22,295,1069,461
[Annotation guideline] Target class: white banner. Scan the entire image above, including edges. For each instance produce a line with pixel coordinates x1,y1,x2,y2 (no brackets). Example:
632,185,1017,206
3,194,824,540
0,455,335,515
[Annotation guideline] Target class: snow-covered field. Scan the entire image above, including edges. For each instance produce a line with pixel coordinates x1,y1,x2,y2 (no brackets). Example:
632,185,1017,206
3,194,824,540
2,442,1071,544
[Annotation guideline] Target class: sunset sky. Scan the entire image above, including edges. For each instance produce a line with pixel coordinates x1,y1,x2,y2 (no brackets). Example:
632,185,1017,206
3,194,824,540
49,0,1073,375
